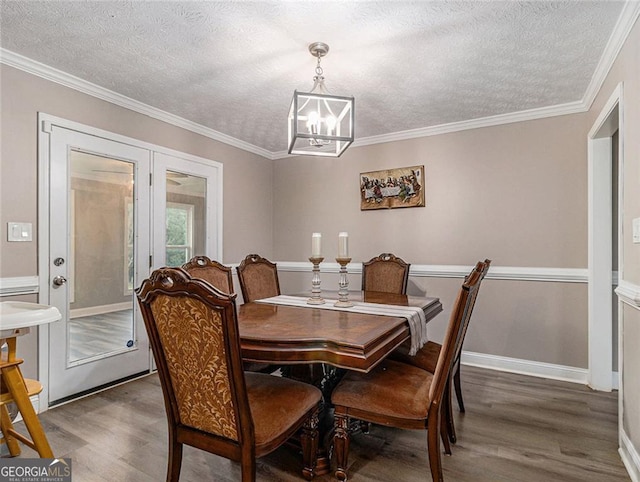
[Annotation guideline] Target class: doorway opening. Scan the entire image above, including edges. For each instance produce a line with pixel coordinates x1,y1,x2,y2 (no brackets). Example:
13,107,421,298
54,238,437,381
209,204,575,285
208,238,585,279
587,83,623,392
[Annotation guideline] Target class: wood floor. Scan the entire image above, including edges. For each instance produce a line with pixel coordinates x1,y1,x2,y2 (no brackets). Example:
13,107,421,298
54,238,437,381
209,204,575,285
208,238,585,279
9,366,630,481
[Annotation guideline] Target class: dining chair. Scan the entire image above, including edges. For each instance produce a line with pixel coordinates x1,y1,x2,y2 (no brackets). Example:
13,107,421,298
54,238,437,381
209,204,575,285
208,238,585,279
136,267,322,482
182,255,276,374
361,253,410,294
236,254,281,303
182,255,234,294
391,259,491,444
331,264,484,482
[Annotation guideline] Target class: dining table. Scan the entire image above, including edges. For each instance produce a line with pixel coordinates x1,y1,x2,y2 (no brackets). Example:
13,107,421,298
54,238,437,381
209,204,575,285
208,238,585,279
236,290,443,476
238,290,442,372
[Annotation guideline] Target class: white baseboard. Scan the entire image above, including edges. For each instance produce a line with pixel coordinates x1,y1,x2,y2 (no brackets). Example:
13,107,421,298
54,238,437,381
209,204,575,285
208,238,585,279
461,350,589,384
620,428,640,482
461,351,619,389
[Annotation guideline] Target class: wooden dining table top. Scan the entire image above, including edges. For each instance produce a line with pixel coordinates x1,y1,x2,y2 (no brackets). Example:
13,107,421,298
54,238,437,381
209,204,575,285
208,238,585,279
237,291,442,372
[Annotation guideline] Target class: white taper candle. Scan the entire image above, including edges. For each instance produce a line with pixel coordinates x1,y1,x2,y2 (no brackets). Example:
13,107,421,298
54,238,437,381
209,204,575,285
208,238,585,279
312,233,322,257
338,232,349,258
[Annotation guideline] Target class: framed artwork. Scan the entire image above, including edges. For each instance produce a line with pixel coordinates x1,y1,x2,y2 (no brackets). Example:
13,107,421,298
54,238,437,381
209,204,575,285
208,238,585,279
360,165,425,210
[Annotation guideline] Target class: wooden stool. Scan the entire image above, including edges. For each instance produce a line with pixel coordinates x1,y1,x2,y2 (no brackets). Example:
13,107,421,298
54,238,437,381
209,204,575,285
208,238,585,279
0,336,53,458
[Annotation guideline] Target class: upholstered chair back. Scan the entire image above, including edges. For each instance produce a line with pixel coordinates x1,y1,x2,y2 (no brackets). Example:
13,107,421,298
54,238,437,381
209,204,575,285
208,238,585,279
136,268,250,444
362,253,410,294
182,255,234,294
236,254,281,303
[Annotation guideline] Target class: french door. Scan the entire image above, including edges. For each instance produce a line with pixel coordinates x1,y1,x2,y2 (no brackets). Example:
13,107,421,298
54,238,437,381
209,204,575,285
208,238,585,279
47,127,151,404
41,118,222,405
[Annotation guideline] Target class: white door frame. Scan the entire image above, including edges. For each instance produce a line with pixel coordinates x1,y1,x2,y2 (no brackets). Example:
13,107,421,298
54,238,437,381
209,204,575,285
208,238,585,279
587,82,623,392
38,113,223,409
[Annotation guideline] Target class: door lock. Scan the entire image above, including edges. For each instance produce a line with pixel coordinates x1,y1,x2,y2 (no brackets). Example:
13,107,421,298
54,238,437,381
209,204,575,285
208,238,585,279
52,276,67,287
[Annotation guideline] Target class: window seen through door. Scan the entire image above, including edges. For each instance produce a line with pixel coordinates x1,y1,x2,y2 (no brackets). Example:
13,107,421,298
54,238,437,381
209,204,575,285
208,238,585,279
164,169,207,266
166,202,194,266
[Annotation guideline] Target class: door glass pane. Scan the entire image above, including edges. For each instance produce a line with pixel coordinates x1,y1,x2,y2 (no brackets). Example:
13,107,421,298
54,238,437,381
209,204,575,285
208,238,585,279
68,150,135,365
165,171,206,266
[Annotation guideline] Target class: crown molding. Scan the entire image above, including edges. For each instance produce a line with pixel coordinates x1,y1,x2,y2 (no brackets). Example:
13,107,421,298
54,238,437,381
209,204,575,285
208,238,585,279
583,0,640,110
3,1,638,161
0,49,274,160
269,100,588,160
351,101,588,149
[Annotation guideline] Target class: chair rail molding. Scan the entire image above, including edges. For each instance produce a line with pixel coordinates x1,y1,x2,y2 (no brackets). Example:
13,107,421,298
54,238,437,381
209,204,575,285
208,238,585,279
276,262,588,283
0,276,39,297
616,280,640,309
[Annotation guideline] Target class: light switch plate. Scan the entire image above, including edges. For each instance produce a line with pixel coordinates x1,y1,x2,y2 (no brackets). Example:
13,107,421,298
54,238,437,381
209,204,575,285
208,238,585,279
7,222,32,242
633,218,640,244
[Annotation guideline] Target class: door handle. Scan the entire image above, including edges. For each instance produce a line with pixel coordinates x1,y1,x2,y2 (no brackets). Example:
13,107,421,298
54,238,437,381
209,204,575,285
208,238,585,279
52,276,67,287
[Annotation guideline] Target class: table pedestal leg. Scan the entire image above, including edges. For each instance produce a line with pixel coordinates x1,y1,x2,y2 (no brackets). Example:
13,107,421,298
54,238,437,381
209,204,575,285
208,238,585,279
282,364,346,476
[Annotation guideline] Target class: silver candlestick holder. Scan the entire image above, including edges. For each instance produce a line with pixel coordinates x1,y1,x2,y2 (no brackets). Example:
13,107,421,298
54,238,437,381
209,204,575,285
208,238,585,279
334,257,353,308
307,257,325,305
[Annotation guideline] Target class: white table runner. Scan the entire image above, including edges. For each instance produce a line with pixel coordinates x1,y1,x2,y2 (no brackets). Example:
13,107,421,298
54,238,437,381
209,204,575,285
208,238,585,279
255,295,428,356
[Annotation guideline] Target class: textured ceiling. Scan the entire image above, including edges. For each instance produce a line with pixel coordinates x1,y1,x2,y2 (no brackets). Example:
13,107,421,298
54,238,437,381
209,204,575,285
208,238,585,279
0,1,627,155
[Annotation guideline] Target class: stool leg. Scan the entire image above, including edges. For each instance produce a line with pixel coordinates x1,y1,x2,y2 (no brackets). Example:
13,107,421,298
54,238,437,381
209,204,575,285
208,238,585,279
2,366,53,458
0,404,21,456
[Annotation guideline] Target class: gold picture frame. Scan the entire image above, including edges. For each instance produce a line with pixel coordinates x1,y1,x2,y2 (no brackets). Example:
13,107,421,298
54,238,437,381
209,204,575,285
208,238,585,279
360,165,425,210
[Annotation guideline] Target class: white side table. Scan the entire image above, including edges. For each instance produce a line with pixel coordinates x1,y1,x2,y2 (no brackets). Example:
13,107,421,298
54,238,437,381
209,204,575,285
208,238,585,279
0,301,61,458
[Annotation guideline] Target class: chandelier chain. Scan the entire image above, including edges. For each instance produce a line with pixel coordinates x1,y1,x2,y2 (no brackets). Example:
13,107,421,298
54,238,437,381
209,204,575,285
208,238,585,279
315,56,323,77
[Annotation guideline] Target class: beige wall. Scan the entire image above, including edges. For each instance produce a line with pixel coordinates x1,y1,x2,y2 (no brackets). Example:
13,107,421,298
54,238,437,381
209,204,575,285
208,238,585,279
274,115,589,266
274,113,591,368
0,64,274,269
0,64,274,377
587,16,640,455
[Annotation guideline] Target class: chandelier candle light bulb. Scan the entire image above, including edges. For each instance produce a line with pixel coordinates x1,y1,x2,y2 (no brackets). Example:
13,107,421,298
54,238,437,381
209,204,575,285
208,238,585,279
307,112,320,134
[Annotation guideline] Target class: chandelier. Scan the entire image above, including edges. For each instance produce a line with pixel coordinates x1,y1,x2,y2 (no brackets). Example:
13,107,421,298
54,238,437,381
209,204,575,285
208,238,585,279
287,42,355,157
